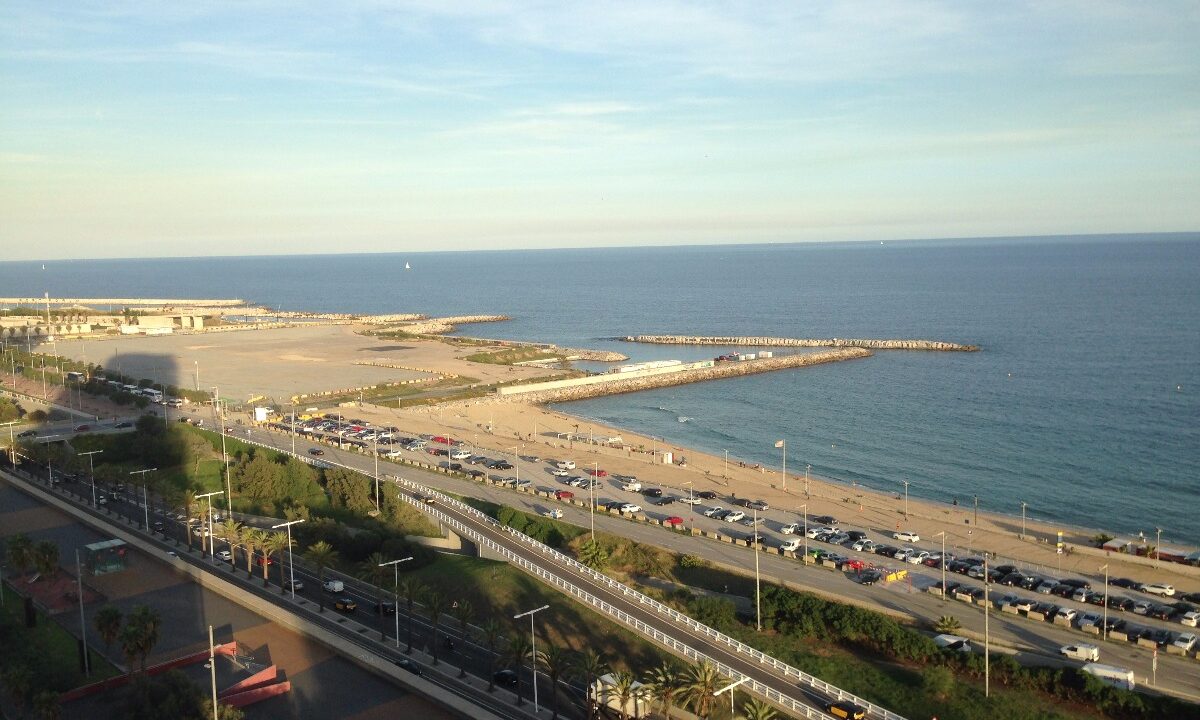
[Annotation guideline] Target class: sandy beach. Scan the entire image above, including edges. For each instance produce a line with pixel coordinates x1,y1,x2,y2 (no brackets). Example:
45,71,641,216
349,399,1199,589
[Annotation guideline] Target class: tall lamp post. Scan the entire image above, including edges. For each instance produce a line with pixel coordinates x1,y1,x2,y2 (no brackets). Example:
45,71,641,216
373,435,381,512
901,479,910,519
514,605,550,713
934,531,946,599
1099,563,1109,641
974,494,979,528
77,449,103,506
379,557,414,648
799,504,808,562
1020,501,1027,539
75,548,91,676
196,490,222,561
508,446,520,486
805,464,811,496
984,554,991,698
753,506,761,631
212,388,230,511
1154,527,1162,568
714,677,749,718
290,401,296,456
272,519,306,599
775,439,786,491
129,467,156,530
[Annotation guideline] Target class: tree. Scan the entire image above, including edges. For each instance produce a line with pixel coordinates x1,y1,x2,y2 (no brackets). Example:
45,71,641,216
241,528,263,578
479,618,505,692
94,605,123,657
537,643,573,720
506,633,533,705
644,660,684,719
609,671,640,720
324,467,374,512
6,533,33,577
119,623,142,676
126,605,162,672
261,531,290,587
934,615,962,634
32,689,61,720
399,576,426,654
360,552,389,614
451,599,474,678
578,539,609,571
680,660,724,720
304,541,338,611
425,591,447,665
741,697,778,720
182,490,198,553
201,698,246,720
219,519,243,569
922,665,955,699
32,540,60,580
574,650,610,720
1,663,33,710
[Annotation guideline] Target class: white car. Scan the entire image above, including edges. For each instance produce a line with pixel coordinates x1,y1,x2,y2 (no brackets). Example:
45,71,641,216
618,503,642,515
1173,633,1197,652
780,523,800,535
556,460,576,470
722,510,745,523
851,539,875,552
543,509,563,519
703,506,725,518
449,449,471,460
216,550,233,561
1055,607,1077,622
1142,583,1175,597
1180,611,1200,627
780,538,803,552
382,449,403,458
906,551,931,565
806,526,833,539
893,531,920,542
550,468,571,477
679,496,703,505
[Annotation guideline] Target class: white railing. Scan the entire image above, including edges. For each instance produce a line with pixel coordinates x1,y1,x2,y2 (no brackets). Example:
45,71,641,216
394,476,908,720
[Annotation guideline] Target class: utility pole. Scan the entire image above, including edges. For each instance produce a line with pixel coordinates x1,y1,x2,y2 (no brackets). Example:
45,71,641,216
974,494,979,527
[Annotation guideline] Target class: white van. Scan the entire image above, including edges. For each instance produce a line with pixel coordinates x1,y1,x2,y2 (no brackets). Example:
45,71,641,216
322,580,344,593
556,460,576,470
621,481,642,492
1081,663,1135,691
1060,644,1100,662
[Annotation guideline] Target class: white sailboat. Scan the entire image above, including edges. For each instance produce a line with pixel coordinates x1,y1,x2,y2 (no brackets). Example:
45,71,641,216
405,261,411,270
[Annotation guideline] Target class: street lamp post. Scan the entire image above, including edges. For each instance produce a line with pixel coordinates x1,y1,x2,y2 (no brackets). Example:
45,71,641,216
1100,563,1109,641
272,519,306,599
197,490,222,561
723,449,728,478
805,464,811,496
75,548,91,676
984,554,991,698
514,605,550,713
373,435,380,512
290,401,296,456
1155,527,1162,568
974,494,979,527
799,504,808,561
1021,501,1027,539
77,449,103,506
208,625,218,720
129,468,156,530
1,420,18,465
753,507,761,631
508,446,519,486
212,389,230,512
935,531,946,600
714,677,749,718
777,439,786,492
379,557,414,648
902,479,910,519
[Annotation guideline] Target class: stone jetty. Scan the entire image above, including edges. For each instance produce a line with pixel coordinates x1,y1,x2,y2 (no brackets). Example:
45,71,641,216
625,335,979,352
485,348,871,404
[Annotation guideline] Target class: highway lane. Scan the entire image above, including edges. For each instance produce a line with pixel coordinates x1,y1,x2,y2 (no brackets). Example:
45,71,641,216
242,422,1200,701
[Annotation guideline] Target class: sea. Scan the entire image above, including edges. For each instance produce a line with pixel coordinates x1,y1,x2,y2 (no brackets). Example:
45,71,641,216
2,234,1198,544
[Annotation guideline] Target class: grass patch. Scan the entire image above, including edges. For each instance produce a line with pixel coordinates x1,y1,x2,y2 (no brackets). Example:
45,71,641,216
0,583,121,697
464,346,565,365
408,554,669,670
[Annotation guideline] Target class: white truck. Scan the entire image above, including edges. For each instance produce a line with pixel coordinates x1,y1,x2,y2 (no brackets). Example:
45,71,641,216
621,480,642,492
322,580,344,593
1081,663,1135,691
1060,643,1100,662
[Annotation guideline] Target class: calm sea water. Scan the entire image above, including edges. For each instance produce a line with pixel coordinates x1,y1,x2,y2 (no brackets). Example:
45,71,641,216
3,235,1198,543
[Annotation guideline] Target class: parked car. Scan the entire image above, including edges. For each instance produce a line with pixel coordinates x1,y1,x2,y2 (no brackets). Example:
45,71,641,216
747,500,769,511
554,490,575,501
663,516,685,529
1142,583,1176,597
394,657,422,676
555,460,576,470
703,506,725,518
858,569,884,586
641,487,663,497
1173,633,1197,652
893,531,920,542
1109,577,1143,590
780,538,804,553
1055,607,1078,622
493,669,519,689
618,503,642,515
1107,596,1135,612
851,539,876,552
722,510,745,523
1060,644,1100,662
543,509,563,519
814,515,839,526
1179,611,1200,627
308,448,325,456
780,523,800,535
695,490,718,500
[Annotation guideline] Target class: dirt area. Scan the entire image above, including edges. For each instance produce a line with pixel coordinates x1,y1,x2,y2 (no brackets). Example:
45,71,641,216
51,325,565,404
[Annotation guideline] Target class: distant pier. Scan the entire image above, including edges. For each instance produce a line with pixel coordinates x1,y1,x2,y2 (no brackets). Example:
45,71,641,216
624,335,980,352
0,297,247,307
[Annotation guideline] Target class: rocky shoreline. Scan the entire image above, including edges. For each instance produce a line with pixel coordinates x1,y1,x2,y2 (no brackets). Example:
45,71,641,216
624,334,980,351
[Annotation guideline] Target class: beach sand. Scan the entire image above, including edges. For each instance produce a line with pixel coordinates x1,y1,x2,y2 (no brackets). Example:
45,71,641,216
358,400,1197,589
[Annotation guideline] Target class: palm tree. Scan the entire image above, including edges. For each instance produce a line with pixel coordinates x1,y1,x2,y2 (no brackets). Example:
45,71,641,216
450,600,474,678
304,541,338,611
93,605,123,657
578,539,609,571
644,660,684,719
360,552,389,614
219,519,243,568
242,528,264,578
479,618,505,692
32,690,61,720
182,489,198,553
261,531,290,588
126,605,162,672
537,643,573,720
680,660,724,720
741,697,779,720
399,576,427,654
934,615,962,634
609,671,639,720
118,623,140,676
425,590,447,665
506,633,533,705
32,540,59,580
5,533,33,578
574,650,610,720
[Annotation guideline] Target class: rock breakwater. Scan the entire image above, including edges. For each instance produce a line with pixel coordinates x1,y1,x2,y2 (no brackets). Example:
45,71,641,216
485,348,871,404
625,335,979,352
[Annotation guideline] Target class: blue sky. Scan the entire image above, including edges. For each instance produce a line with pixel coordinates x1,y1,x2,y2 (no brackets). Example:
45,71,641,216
2,1,1198,260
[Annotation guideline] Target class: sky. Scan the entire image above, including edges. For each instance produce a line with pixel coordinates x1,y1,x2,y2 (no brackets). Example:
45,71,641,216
2,1,1198,260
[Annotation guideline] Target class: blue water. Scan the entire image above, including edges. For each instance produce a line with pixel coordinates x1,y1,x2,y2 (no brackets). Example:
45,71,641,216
3,234,1198,543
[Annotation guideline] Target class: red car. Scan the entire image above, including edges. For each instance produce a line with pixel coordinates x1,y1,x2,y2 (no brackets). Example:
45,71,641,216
73,424,91,432
256,555,275,567
663,516,684,528
588,468,609,477
555,490,575,501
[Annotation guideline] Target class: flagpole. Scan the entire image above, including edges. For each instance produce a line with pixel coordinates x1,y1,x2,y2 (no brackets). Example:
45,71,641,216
782,440,786,492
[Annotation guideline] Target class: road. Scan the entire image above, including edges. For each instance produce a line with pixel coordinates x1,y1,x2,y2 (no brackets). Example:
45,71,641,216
240,416,1200,703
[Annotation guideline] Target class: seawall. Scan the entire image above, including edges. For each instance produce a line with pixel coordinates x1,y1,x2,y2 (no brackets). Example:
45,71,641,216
487,348,871,404
625,335,979,351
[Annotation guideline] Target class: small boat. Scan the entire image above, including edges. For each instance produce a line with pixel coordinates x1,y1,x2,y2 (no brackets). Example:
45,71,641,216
405,261,411,270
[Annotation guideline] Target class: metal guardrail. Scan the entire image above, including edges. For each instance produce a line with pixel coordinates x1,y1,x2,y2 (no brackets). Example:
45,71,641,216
394,475,909,720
